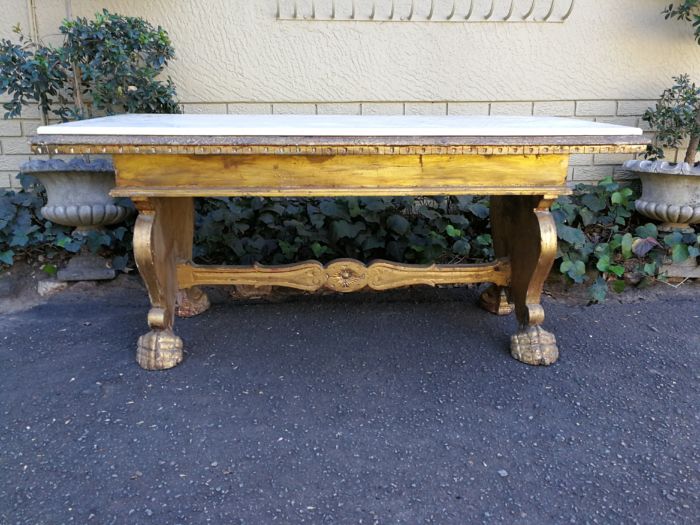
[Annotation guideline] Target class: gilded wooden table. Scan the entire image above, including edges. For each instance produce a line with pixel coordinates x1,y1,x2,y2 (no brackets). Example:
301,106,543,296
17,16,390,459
31,115,647,370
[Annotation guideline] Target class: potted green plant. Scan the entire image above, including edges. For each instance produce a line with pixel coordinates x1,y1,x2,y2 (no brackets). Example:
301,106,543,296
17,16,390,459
0,10,180,280
624,74,700,231
623,2,700,277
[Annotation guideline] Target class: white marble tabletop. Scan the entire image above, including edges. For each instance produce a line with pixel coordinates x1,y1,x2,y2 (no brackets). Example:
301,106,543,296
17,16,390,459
37,114,643,137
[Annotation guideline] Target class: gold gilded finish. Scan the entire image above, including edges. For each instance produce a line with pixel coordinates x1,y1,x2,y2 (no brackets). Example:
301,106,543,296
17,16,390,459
478,285,514,316
32,143,648,156
365,259,510,289
325,260,368,293
489,195,560,365
176,286,211,318
133,196,195,369
177,261,327,291
511,326,559,366
113,185,571,198
176,258,511,293
29,124,651,370
137,329,184,370
112,153,570,198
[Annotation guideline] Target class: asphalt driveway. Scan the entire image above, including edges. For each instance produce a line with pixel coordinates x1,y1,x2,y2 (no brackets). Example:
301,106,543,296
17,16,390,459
0,280,698,524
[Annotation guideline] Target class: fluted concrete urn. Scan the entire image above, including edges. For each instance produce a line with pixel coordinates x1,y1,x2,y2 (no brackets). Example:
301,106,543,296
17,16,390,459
623,159,700,278
624,160,700,230
20,158,132,281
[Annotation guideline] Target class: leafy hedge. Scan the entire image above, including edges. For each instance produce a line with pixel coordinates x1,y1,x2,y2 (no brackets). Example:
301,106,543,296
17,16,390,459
1,176,698,301
554,177,699,300
194,196,493,265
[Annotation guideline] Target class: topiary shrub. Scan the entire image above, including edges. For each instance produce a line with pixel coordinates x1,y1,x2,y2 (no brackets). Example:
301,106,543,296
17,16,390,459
0,9,180,121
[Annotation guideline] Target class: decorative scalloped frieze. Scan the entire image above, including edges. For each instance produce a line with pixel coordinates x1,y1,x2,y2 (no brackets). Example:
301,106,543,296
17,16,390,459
276,0,575,23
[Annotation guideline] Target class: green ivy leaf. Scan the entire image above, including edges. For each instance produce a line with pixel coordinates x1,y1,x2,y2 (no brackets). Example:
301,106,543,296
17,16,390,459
445,224,462,238
595,255,610,272
362,198,389,212
418,207,441,221
564,260,587,283
672,243,690,263
475,234,492,246
41,263,58,276
444,214,469,226
9,232,29,247
453,239,470,255
112,226,127,241
579,208,597,226
320,200,349,220
362,236,385,251
589,277,608,302
55,236,83,253
557,224,586,246
621,233,634,259
466,202,489,219
643,262,656,276
278,241,297,258
347,198,362,218
311,242,329,258
0,250,14,266
309,213,326,229
609,265,625,278
611,279,626,293
581,193,606,212
386,214,410,235
331,220,365,240
663,231,683,247
634,223,658,240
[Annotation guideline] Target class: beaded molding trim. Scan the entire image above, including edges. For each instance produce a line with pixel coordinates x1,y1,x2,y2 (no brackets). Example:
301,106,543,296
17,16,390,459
33,144,647,156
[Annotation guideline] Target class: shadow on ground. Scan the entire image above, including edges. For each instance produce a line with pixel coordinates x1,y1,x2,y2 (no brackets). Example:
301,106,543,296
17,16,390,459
0,282,698,524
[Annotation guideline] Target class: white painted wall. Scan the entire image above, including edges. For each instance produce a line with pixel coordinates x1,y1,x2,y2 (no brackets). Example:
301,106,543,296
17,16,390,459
1,0,699,186
11,0,699,103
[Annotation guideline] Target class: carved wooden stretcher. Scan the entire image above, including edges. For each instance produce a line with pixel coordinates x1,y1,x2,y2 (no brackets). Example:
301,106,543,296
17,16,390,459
31,115,647,370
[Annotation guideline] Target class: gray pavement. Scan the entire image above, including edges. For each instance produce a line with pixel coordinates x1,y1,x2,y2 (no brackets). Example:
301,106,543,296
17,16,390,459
0,281,698,524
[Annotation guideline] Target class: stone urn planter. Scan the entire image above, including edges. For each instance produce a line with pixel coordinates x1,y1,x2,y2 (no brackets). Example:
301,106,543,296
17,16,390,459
623,159,700,278
20,158,132,281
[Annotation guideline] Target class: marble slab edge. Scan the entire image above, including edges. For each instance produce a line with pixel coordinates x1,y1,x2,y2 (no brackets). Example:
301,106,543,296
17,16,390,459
30,134,650,147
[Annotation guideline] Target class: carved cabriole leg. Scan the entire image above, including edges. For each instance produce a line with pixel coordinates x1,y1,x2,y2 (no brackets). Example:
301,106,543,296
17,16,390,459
490,195,559,366
133,197,198,370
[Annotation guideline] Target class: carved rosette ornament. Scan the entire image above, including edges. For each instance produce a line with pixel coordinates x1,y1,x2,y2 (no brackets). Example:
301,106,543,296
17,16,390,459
325,260,368,292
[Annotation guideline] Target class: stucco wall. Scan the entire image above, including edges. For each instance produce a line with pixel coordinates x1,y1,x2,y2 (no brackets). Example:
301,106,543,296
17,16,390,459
1,0,699,187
